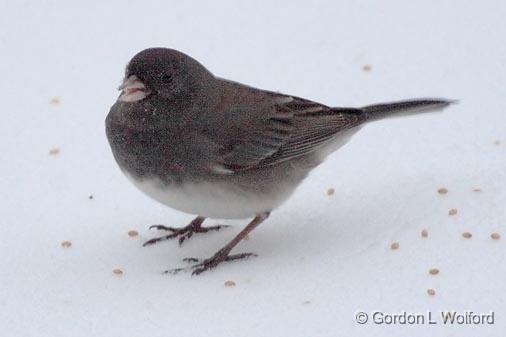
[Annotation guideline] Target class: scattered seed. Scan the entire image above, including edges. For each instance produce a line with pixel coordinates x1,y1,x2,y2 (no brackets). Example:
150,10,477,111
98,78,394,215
473,188,482,193
48,148,60,156
462,232,472,239
390,242,400,250
491,233,501,240
421,229,429,238
61,240,72,248
429,268,440,275
427,288,436,296
224,280,236,287
127,230,139,237
326,188,335,196
88,195,93,200
437,187,448,195
49,97,60,105
302,300,311,305
493,140,501,146
362,64,372,72
448,209,458,216
112,268,123,276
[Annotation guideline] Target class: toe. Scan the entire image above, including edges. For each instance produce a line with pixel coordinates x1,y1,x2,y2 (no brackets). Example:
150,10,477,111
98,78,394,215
142,238,159,246
191,269,202,276
164,268,184,275
149,225,177,232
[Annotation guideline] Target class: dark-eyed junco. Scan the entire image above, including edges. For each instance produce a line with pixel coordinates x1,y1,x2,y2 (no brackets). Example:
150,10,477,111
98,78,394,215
106,48,454,275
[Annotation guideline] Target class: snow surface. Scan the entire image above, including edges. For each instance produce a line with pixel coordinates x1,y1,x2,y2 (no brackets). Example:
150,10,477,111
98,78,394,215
1,1,505,336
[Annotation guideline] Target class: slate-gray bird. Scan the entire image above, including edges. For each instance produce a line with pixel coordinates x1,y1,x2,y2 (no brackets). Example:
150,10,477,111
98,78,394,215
106,48,454,275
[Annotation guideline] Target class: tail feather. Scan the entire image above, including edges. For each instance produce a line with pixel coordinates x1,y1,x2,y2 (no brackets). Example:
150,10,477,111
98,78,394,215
361,98,456,122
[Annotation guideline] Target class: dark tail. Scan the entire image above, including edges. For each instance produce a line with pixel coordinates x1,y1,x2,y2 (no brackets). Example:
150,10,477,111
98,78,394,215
361,98,456,122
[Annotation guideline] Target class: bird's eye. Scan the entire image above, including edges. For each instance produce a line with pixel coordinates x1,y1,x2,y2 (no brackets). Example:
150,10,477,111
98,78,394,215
162,74,174,84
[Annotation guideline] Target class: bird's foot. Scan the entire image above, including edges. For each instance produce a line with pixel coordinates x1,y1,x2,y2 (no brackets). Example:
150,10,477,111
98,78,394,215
165,251,257,276
142,217,229,246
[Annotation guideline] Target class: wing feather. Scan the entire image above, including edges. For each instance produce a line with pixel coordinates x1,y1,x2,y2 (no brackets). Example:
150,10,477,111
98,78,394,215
215,85,364,171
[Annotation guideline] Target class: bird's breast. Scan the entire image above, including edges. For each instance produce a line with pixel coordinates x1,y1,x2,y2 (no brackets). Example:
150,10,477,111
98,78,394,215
105,114,186,183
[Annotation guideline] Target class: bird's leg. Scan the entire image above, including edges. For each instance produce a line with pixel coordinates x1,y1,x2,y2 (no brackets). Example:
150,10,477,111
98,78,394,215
167,212,270,275
143,216,230,246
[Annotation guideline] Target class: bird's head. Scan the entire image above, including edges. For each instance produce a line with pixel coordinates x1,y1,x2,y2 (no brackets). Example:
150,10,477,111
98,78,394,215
118,48,213,103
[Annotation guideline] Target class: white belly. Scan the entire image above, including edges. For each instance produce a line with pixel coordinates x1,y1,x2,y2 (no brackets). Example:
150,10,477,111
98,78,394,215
124,173,292,219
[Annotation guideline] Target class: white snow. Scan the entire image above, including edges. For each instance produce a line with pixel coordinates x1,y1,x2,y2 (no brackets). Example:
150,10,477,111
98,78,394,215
1,1,505,336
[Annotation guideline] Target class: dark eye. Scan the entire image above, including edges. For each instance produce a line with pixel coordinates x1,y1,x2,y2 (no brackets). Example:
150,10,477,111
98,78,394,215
162,73,174,84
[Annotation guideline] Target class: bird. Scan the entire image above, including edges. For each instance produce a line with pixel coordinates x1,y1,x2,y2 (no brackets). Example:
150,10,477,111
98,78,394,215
105,47,454,275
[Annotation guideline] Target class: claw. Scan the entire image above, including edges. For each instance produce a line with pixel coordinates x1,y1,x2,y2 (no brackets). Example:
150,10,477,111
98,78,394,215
163,268,184,275
179,232,194,246
206,224,231,231
143,230,181,246
143,217,232,247
149,225,177,232
192,268,207,276
160,213,269,276
143,237,164,246
165,252,258,276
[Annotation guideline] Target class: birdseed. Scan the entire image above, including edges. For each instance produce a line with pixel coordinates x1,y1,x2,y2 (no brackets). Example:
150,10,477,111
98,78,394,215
437,187,448,195
326,188,335,196
448,209,458,216
362,64,372,72
462,232,472,239
49,97,60,105
48,148,60,156
421,229,429,238
491,233,501,240
112,268,123,276
128,230,139,237
429,268,440,275
390,242,400,250
224,280,236,287
427,288,436,296
61,240,72,248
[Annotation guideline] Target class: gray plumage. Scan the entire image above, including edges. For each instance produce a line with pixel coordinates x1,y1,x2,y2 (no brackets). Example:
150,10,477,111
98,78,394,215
105,48,454,274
